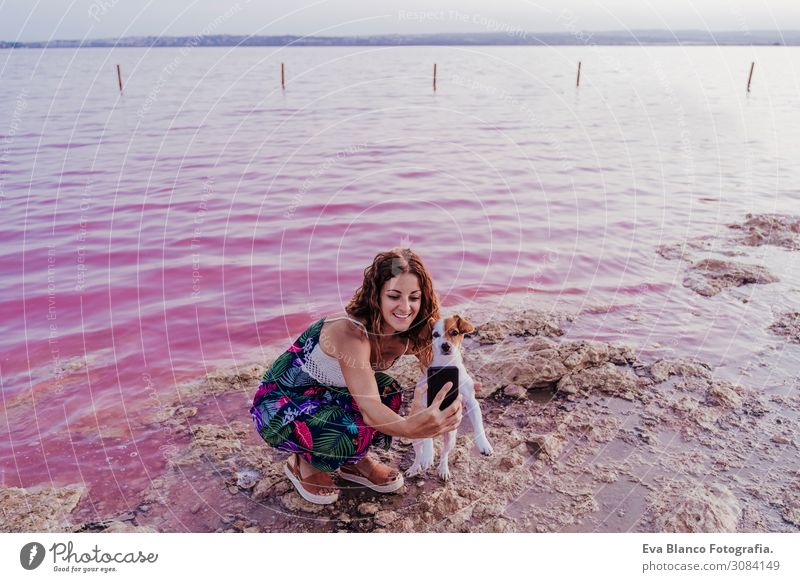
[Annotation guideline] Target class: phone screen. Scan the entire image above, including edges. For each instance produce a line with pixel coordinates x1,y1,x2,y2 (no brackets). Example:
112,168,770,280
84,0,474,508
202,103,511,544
427,366,459,411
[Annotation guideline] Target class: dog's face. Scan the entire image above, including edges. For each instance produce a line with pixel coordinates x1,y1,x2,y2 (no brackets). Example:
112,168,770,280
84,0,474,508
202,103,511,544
432,315,475,357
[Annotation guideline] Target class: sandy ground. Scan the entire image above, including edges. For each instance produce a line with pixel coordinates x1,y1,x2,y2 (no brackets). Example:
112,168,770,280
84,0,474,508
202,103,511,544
2,214,799,533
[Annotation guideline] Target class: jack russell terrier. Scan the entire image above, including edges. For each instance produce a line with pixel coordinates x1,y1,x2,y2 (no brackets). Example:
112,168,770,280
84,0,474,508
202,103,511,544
406,314,493,481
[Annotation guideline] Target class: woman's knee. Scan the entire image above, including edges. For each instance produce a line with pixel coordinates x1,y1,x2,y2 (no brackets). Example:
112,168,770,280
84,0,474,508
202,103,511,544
375,374,403,412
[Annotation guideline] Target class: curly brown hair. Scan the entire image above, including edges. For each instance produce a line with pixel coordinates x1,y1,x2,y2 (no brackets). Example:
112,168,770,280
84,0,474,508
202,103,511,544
345,248,439,369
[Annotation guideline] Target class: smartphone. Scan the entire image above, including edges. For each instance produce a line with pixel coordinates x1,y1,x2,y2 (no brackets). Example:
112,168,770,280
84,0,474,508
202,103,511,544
427,366,460,411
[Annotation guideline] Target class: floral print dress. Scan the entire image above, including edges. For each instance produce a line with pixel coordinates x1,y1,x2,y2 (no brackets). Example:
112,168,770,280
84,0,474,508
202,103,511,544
249,317,403,472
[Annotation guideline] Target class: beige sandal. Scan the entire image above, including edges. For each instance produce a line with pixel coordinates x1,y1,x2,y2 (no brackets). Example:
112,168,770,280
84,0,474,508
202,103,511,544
284,455,340,505
338,456,404,493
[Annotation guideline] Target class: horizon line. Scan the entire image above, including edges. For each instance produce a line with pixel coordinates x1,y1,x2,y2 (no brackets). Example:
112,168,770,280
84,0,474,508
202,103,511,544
3,29,800,46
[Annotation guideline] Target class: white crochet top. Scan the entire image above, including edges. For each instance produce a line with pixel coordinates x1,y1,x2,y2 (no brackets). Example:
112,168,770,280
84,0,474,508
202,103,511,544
300,316,408,386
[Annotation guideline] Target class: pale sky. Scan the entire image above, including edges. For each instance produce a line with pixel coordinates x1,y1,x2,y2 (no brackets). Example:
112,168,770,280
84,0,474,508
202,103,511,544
0,0,797,42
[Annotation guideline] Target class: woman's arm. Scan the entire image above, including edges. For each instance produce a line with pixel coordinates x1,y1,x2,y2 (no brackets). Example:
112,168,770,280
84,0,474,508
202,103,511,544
337,333,461,438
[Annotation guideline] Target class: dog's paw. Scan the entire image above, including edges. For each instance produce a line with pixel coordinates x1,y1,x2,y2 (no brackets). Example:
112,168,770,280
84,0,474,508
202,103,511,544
405,463,423,478
437,463,451,482
419,450,435,471
477,439,494,456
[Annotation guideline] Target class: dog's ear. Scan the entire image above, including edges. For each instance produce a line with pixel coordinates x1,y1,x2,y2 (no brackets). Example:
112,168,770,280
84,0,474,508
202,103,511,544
453,314,474,335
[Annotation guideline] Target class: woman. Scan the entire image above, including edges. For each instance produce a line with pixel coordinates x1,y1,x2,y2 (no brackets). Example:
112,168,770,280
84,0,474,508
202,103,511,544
250,248,463,505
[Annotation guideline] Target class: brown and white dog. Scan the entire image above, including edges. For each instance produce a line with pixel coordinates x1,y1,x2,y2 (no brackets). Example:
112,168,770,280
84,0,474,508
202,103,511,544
406,314,493,481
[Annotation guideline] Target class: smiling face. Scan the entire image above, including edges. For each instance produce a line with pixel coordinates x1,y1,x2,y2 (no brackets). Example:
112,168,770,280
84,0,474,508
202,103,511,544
432,315,475,356
379,272,422,334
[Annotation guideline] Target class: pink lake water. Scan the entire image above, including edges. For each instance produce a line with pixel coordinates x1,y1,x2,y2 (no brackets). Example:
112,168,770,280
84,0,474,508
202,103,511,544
1,46,799,519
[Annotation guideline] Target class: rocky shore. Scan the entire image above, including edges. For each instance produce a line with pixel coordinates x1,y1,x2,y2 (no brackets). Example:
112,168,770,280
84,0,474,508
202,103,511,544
2,213,798,533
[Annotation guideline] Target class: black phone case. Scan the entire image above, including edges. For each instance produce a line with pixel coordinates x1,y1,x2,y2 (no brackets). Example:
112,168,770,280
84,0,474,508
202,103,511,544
427,366,460,411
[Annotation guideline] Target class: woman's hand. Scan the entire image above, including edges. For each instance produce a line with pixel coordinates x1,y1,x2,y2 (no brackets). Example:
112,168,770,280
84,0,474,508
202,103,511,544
406,382,462,438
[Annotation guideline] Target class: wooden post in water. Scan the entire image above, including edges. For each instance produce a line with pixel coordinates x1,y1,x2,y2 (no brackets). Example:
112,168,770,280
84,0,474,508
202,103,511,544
116,64,123,93
746,61,755,93
281,63,285,90
576,61,582,87
433,63,437,92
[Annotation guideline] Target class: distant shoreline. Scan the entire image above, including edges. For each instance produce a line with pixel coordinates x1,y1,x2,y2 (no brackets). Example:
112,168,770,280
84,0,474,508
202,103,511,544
2,30,799,49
